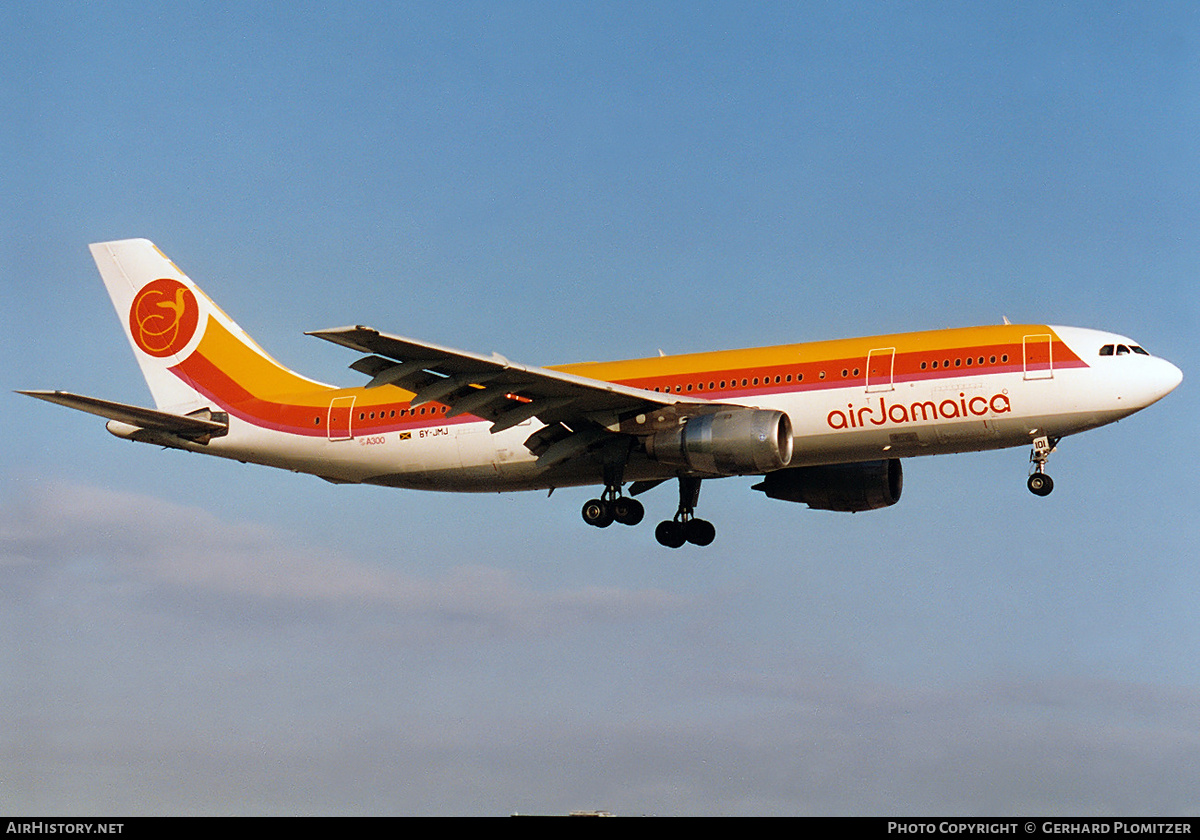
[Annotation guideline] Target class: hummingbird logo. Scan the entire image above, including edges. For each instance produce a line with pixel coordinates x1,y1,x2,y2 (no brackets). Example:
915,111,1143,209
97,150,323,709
129,278,199,357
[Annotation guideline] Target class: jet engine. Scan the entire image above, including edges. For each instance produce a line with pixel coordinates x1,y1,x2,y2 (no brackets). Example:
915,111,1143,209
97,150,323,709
752,459,903,512
645,409,793,475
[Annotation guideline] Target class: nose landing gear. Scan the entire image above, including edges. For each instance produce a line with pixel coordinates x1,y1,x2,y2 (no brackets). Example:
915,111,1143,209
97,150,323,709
1027,435,1059,497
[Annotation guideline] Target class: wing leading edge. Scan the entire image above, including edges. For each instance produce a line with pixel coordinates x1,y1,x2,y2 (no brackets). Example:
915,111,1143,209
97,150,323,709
306,325,734,465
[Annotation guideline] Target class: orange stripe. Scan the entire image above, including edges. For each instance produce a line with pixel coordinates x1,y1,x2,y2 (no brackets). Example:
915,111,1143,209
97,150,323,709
555,325,1081,380
172,322,1087,435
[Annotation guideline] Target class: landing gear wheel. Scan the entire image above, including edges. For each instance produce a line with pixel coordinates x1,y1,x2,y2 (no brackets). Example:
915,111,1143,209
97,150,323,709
1027,473,1054,497
684,518,716,546
581,498,614,528
655,520,686,548
611,497,645,526
654,476,718,548
1026,435,1060,498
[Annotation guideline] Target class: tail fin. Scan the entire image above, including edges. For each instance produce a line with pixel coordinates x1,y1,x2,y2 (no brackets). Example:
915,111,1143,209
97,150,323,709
91,239,325,412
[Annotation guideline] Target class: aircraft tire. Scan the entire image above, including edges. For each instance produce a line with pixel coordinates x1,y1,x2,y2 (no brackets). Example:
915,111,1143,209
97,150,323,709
1027,473,1054,497
582,498,614,527
655,520,686,548
684,518,716,546
612,497,645,526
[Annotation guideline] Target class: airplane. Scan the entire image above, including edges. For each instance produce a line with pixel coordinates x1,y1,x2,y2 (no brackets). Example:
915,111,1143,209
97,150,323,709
19,239,1183,548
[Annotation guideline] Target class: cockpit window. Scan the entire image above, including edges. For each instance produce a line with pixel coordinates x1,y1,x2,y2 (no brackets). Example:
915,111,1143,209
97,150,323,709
1100,343,1150,357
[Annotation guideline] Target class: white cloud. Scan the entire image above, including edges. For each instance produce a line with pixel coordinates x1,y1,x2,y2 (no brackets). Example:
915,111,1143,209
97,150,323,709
0,481,686,636
4,481,1199,815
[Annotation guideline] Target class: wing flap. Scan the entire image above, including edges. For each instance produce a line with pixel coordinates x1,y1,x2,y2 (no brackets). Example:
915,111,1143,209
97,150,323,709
307,325,753,470
307,325,694,426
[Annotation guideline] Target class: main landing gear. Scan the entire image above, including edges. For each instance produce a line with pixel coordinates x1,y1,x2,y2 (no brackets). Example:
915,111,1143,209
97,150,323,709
580,475,717,548
654,476,716,549
581,489,645,528
581,442,647,529
1026,434,1059,497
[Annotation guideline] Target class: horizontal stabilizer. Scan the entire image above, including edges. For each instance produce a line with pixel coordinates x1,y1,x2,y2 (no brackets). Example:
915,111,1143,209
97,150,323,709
16,390,228,439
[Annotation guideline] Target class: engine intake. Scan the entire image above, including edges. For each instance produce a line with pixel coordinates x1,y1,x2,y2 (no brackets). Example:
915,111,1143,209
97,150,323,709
646,409,793,475
752,459,903,512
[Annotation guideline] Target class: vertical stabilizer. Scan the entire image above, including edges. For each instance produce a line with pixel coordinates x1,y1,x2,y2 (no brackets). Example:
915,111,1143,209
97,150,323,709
91,239,214,411
90,238,324,414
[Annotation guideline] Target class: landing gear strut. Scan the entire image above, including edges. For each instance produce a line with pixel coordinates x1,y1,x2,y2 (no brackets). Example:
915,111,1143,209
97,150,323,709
581,488,645,528
581,446,645,528
1027,435,1059,497
655,476,716,548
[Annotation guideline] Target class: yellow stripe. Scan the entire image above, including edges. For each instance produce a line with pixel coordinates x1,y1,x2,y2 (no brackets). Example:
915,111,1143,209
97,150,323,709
554,324,1054,381
194,317,328,401
190,319,1069,413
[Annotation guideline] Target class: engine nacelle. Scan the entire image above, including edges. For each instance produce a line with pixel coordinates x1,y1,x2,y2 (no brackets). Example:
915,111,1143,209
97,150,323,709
752,459,903,512
646,409,793,475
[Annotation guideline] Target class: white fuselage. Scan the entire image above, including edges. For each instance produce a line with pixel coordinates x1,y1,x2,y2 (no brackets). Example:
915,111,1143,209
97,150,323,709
174,325,1181,492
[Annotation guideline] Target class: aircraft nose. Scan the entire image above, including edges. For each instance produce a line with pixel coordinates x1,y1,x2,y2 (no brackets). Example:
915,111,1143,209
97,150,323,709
1108,355,1182,414
1155,358,1184,400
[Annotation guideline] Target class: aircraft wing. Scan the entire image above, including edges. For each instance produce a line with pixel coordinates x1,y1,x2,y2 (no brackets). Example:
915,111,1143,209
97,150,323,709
16,390,228,440
307,325,721,465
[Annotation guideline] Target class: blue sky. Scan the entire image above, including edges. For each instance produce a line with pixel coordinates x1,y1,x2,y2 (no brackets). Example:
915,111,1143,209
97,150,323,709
2,1,1198,816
